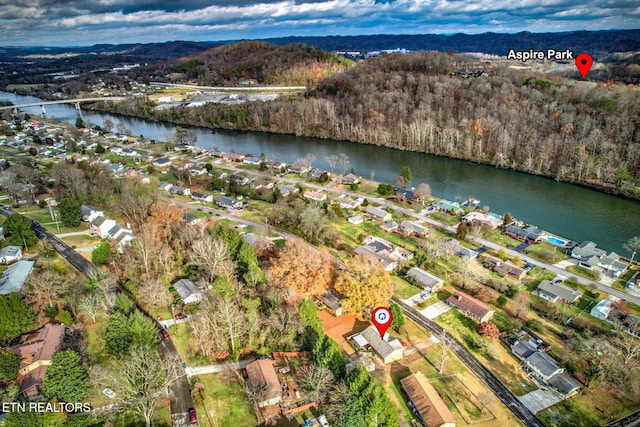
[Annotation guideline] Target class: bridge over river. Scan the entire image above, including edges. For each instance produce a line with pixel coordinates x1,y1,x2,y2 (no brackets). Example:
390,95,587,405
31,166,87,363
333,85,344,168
0,96,127,113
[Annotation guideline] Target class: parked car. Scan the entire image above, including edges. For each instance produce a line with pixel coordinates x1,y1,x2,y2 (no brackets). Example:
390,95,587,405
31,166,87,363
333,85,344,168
161,329,170,340
102,387,116,398
188,408,197,424
174,313,188,321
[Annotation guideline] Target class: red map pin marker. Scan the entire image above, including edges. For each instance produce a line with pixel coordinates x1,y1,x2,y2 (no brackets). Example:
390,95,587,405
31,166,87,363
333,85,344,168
575,53,593,79
372,307,393,338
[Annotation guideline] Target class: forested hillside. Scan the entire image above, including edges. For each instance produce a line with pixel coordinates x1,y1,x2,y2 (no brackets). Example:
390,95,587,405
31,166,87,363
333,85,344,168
97,50,640,198
169,41,354,86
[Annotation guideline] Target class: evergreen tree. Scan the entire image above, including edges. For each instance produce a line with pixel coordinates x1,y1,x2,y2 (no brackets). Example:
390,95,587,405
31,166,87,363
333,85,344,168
113,293,136,316
105,311,132,355
390,303,406,331
58,198,82,227
91,241,111,265
127,310,160,349
43,350,89,402
3,214,37,248
0,348,20,381
0,293,36,342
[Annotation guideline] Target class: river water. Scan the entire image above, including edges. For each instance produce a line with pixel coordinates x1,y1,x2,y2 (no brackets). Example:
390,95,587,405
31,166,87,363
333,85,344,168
2,91,639,255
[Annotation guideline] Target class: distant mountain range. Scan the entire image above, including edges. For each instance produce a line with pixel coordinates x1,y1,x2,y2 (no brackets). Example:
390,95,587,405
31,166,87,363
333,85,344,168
2,29,639,62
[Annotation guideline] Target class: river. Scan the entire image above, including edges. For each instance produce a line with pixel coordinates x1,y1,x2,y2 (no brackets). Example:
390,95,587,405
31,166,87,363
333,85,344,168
2,91,639,255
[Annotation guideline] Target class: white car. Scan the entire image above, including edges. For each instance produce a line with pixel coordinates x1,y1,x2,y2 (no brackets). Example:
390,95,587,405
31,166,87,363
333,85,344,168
102,387,117,398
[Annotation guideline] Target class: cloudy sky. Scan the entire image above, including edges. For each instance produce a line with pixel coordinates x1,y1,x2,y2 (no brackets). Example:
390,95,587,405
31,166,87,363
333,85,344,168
1,0,639,46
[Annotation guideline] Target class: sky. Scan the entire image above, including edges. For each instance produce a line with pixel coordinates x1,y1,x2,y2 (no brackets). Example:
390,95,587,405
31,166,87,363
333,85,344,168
1,0,639,47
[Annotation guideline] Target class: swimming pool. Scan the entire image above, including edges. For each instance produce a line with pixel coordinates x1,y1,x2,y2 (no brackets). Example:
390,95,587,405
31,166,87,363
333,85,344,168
488,212,501,219
544,236,568,246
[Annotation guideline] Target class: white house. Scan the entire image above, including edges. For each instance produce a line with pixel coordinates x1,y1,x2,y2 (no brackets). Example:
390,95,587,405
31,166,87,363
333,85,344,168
80,205,104,222
91,216,117,239
591,300,614,320
0,246,23,264
172,279,203,304
353,325,404,364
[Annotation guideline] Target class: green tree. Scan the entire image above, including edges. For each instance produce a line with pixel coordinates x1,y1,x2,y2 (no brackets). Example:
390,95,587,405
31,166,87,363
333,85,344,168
345,365,399,427
58,198,82,227
377,183,394,195
497,295,508,308
390,303,406,331
396,165,412,187
0,348,20,381
3,405,67,427
43,350,89,402
113,293,136,316
0,293,36,342
94,143,106,154
105,311,132,355
3,214,37,248
91,241,111,265
75,117,85,128
127,310,160,349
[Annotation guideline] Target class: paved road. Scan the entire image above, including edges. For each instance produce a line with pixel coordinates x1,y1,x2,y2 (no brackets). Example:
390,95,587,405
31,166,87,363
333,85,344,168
392,297,545,427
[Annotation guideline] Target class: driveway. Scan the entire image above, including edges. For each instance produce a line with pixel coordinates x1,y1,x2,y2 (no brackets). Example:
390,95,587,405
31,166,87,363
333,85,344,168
419,301,452,320
518,389,563,414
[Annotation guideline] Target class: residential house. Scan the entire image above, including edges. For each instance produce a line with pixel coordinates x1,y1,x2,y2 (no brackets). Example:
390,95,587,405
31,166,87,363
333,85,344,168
245,359,282,407
406,267,444,293
505,225,543,243
107,163,124,175
548,373,581,398
400,371,456,427
91,216,117,239
11,324,65,398
152,157,172,168
483,255,526,281
337,195,364,209
433,200,462,215
222,152,245,162
511,340,539,361
396,187,414,200
365,206,392,222
570,241,629,277
191,191,213,203
275,184,299,197
533,280,582,304
444,239,479,260
181,213,201,226
242,156,262,166
216,196,243,210
0,245,23,264
399,221,428,237
172,279,203,304
446,291,495,323
265,159,287,170
168,185,190,196
288,165,309,174
322,291,343,316
348,215,363,225
303,190,327,202
353,325,404,364
590,300,613,320
463,211,502,229
80,205,104,222
106,225,134,250
354,245,397,272
229,174,250,186
627,272,640,289
522,351,563,382
380,221,399,233
0,260,35,295
337,173,360,185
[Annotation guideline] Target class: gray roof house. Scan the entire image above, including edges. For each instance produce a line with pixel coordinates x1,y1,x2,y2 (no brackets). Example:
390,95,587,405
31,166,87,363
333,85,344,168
406,267,444,293
0,246,23,264
511,340,538,360
522,351,563,381
548,373,581,398
80,205,103,222
216,196,243,210
591,300,613,320
172,279,203,304
353,325,404,364
0,260,35,295
322,291,343,316
444,239,479,260
533,280,582,304
365,206,392,221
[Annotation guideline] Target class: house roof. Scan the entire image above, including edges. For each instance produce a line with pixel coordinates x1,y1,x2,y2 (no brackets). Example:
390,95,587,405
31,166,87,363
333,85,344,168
591,300,613,319
524,351,561,378
172,279,201,301
407,267,443,290
191,191,209,198
444,239,478,259
358,325,404,360
0,245,22,260
0,260,35,295
484,256,525,278
217,196,238,206
365,206,390,219
12,324,65,363
323,291,342,311
512,340,538,360
181,213,199,224
354,246,396,270
400,221,428,235
434,200,460,211
547,373,580,396
80,204,101,216
446,291,494,321
572,241,606,259
535,280,582,303
245,359,281,403
400,372,456,427
91,216,108,227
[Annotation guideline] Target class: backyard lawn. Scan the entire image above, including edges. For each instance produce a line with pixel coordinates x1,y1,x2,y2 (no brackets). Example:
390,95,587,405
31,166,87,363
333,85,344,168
191,373,257,427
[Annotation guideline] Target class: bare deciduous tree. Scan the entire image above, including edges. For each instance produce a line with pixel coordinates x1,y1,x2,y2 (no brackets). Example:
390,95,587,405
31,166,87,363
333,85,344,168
298,364,334,402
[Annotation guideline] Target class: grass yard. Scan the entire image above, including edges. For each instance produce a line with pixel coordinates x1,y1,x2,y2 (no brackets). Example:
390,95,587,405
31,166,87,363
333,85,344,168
191,372,257,427
566,265,601,281
61,234,101,247
166,322,211,367
483,229,521,249
430,211,461,226
392,275,423,299
524,241,570,264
